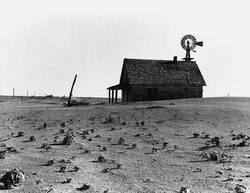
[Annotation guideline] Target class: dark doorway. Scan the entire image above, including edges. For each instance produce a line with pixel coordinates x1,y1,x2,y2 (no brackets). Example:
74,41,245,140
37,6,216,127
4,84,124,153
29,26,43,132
183,88,189,98
147,88,158,101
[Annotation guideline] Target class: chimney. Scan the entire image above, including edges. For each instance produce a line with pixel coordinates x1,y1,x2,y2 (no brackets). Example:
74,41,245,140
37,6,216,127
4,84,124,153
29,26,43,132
173,56,177,63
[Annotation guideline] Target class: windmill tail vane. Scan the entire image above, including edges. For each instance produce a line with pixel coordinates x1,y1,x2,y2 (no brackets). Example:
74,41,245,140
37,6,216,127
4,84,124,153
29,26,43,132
194,41,203,47
181,34,203,61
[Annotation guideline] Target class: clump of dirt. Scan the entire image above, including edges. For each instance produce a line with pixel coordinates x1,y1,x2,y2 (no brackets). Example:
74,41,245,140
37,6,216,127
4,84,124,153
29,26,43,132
211,136,223,146
200,151,233,162
180,187,190,193
62,178,73,184
232,133,249,140
82,130,91,135
46,159,56,166
118,137,125,145
61,122,66,128
77,183,91,191
104,116,115,123
59,166,67,172
62,133,75,145
235,184,247,193
0,168,25,189
29,136,36,141
238,140,249,147
102,147,107,151
73,166,80,172
6,147,18,153
0,150,6,159
193,132,200,138
97,155,107,162
17,132,25,137
41,143,52,150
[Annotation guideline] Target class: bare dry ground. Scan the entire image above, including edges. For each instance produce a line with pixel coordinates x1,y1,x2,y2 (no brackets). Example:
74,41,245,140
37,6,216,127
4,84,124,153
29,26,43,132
1,97,250,193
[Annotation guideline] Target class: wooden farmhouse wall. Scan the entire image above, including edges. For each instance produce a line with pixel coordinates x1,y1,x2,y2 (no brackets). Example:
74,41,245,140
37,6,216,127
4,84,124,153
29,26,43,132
128,85,203,102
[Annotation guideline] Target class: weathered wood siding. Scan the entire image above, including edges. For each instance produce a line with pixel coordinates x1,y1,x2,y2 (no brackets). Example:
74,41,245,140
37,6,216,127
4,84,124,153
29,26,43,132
130,85,203,102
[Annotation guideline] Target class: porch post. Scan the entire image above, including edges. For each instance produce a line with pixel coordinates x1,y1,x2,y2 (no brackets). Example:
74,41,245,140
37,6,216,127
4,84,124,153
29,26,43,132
108,89,111,103
115,90,118,103
111,90,114,103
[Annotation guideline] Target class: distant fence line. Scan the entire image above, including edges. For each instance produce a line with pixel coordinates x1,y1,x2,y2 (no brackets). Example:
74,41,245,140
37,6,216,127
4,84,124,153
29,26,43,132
0,95,119,103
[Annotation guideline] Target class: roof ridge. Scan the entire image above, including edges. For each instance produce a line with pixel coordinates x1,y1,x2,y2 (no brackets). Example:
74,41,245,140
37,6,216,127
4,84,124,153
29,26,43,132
124,58,196,63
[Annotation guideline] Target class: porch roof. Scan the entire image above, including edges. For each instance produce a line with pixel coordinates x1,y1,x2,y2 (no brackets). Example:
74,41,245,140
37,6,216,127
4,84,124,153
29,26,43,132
107,82,131,90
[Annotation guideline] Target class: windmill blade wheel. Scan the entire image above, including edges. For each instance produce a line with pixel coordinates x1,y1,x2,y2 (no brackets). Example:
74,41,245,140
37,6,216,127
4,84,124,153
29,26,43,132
181,34,197,51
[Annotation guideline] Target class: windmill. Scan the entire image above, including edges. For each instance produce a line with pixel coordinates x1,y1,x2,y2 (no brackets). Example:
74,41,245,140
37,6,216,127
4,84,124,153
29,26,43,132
181,34,203,61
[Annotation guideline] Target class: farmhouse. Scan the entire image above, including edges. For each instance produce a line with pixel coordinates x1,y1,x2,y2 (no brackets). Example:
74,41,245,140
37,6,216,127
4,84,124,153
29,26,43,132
107,57,206,103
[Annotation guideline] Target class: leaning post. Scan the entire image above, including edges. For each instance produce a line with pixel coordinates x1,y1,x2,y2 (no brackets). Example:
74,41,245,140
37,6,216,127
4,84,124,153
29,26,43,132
67,74,77,107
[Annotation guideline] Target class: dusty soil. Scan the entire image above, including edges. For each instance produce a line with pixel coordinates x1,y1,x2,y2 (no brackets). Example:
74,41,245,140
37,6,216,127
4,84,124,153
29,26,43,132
1,97,250,193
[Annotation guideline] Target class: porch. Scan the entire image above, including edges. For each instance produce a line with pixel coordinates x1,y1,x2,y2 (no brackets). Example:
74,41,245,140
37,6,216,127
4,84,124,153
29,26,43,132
107,83,131,103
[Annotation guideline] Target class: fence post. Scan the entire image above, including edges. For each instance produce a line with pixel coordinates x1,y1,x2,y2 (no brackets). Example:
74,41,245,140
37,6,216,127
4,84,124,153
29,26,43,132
67,74,77,107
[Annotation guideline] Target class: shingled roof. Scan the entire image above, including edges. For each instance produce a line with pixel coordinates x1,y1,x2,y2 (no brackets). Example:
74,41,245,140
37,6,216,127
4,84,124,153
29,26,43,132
119,58,206,86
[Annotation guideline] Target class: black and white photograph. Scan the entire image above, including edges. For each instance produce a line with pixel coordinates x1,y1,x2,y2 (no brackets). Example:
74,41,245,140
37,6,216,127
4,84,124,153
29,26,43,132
0,0,250,192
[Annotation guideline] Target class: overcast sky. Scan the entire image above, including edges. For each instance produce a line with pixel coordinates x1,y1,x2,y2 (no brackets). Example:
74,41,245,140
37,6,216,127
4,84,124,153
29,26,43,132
0,0,249,98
